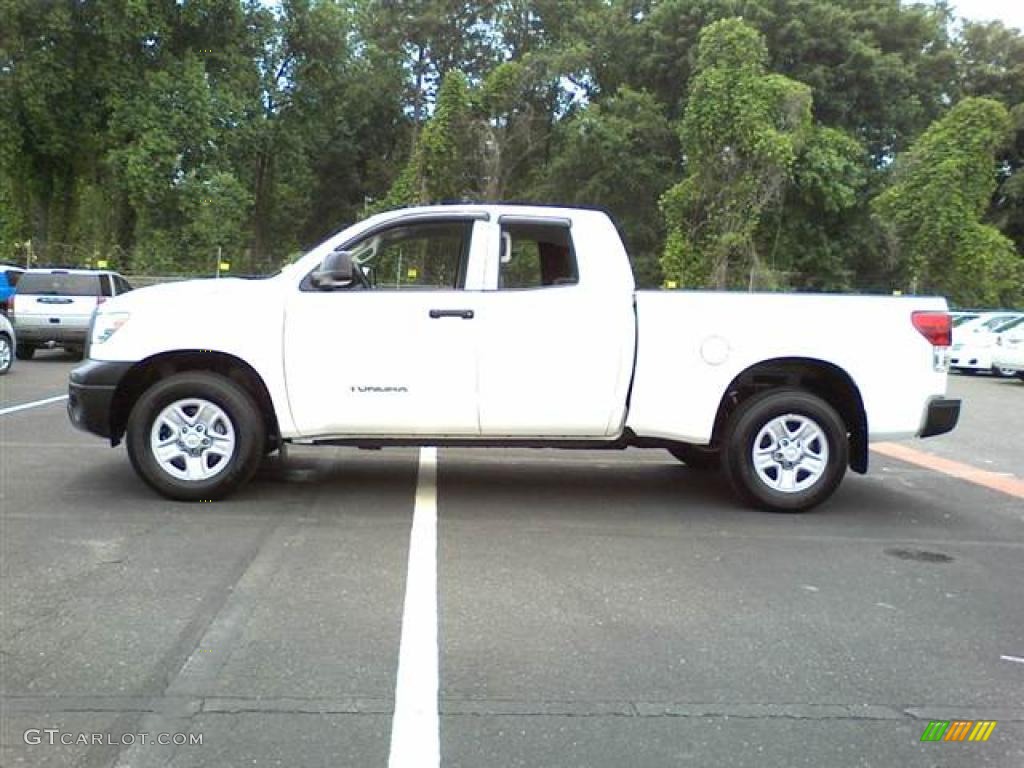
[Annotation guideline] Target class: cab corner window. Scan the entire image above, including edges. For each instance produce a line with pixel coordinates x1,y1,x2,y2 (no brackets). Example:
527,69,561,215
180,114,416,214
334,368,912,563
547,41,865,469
498,223,577,290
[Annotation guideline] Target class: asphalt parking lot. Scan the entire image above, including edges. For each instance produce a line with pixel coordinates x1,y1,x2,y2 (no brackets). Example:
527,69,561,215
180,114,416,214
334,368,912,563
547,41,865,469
1,353,1023,767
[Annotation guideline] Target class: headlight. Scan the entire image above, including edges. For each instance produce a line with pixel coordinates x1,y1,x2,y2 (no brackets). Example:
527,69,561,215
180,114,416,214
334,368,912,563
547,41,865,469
91,312,131,345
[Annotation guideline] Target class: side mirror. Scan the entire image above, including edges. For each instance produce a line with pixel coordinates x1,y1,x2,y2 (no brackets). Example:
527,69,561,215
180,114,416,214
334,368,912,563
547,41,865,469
312,249,354,289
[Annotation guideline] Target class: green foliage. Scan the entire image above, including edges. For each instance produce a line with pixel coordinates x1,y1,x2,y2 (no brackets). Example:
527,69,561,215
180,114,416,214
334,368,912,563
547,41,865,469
873,97,1020,305
661,18,812,288
0,0,1020,294
538,86,679,287
382,70,476,207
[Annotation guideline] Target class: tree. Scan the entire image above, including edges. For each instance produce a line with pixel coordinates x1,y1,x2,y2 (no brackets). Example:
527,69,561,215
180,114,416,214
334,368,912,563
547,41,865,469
756,126,870,291
382,70,477,207
660,18,811,289
873,97,1021,307
539,86,678,287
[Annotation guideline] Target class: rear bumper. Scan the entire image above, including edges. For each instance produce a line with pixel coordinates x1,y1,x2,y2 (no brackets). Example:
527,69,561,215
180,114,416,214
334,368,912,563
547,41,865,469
67,360,133,441
919,398,961,438
16,324,89,345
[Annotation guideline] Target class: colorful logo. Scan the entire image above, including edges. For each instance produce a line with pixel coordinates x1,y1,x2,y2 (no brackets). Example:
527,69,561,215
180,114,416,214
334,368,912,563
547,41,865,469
920,720,997,742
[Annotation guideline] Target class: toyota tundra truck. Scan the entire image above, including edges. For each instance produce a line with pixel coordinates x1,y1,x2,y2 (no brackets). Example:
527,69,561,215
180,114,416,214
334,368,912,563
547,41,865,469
67,205,960,511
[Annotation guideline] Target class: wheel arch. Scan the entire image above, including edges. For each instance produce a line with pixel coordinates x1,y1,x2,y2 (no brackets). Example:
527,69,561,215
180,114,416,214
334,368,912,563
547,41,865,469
710,357,869,474
109,351,279,448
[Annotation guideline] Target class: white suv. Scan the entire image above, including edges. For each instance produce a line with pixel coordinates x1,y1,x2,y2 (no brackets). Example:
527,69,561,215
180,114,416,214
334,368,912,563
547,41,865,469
12,269,132,360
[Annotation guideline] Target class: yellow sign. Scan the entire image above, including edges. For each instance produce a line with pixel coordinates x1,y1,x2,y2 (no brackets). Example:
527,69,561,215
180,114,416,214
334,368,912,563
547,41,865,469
665,280,678,289
219,262,231,272
407,268,418,279
96,259,108,269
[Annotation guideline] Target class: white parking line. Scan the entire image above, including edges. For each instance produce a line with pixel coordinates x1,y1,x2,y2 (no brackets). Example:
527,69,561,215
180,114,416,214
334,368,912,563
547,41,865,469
388,446,440,768
0,394,68,417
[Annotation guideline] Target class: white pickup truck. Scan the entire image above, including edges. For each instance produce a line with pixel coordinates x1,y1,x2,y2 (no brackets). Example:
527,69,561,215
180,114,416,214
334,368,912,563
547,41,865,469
68,205,960,511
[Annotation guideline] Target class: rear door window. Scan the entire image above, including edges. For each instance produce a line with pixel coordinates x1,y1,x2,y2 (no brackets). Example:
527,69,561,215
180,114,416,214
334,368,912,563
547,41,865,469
498,222,578,290
16,273,102,296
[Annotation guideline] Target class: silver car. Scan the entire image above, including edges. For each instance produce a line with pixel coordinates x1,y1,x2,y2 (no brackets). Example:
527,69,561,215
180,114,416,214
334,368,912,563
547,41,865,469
12,269,132,360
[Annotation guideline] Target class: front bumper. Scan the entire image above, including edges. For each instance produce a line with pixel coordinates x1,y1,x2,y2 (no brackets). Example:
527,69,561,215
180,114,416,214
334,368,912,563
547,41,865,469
68,360,134,441
920,398,961,438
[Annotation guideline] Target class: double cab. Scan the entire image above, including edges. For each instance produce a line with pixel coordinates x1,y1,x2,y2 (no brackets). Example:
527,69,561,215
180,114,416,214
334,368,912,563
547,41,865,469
68,205,960,511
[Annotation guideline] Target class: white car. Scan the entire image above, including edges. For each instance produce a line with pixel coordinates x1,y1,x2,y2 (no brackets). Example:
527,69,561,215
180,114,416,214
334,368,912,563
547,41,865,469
0,312,14,375
992,320,1024,380
68,205,960,512
950,312,1023,374
11,268,132,360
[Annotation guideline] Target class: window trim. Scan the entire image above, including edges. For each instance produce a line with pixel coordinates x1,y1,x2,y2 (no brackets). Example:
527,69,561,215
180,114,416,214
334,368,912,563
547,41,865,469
496,220,579,292
299,216,481,293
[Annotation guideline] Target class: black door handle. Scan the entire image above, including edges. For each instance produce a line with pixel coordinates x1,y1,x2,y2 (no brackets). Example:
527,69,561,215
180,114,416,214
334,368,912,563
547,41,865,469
429,309,475,319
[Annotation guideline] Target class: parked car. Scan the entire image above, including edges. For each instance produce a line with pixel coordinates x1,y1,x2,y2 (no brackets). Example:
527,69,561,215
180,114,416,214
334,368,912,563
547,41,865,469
0,264,24,314
0,312,14,374
950,311,1023,374
12,269,132,360
69,205,959,512
950,311,981,328
992,318,1024,379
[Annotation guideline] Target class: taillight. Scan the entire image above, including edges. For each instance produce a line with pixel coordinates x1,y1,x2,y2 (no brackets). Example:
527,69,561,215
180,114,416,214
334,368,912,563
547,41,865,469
912,311,952,347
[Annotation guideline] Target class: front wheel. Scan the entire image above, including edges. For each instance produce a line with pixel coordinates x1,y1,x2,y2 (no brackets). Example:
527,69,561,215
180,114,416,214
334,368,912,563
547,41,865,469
126,372,265,501
15,344,34,360
723,390,848,512
992,366,1016,378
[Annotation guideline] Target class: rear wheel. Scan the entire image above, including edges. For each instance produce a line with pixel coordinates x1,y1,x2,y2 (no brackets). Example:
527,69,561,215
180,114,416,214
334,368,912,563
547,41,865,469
126,372,265,501
15,343,34,361
723,389,848,512
65,346,85,361
993,366,1016,378
0,334,11,374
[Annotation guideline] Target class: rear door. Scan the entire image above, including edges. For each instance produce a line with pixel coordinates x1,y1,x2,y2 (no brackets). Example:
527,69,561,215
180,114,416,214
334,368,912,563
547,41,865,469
474,216,637,437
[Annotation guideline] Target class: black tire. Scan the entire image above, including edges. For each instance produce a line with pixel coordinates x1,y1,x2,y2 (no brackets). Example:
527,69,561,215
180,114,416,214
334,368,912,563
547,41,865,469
1017,373,1024,383
667,445,721,471
15,343,34,360
126,371,265,501
0,333,12,375
65,346,85,361
723,389,848,512
992,366,1015,378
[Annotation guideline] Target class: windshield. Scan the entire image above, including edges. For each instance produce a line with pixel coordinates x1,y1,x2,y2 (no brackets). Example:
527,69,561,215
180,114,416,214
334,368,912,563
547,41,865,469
17,273,102,296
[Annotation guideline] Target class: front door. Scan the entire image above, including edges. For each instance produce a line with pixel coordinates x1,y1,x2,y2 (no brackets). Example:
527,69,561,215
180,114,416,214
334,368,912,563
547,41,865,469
283,218,483,437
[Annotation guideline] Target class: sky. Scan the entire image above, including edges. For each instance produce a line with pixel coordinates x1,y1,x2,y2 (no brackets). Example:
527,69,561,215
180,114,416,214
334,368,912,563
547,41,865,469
950,0,1024,30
